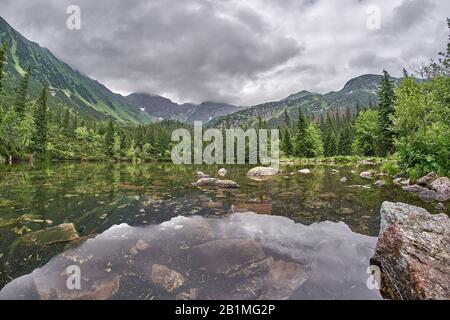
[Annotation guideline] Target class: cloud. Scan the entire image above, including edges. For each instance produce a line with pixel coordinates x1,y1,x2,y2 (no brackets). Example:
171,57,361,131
0,0,449,105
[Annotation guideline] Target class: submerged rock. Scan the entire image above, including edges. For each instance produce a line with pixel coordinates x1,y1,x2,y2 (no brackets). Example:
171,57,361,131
247,167,279,177
435,203,445,211
21,223,79,245
176,288,199,300
371,202,450,300
258,257,307,300
340,177,348,183
34,273,120,300
318,192,338,200
150,264,185,293
298,169,311,174
191,239,266,274
192,178,239,189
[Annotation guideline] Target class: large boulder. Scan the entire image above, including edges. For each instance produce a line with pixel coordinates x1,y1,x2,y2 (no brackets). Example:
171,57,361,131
246,167,279,177
371,202,450,300
430,177,450,202
192,178,239,189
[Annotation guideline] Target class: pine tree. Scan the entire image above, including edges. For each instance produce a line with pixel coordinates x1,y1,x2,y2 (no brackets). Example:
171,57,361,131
281,127,293,156
322,114,337,157
337,125,353,156
377,70,395,156
105,118,115,158
294,108,308,156
31,87,48,157
14,65,31,117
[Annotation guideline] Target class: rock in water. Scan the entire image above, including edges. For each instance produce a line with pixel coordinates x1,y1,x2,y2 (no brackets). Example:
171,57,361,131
34,273,120,300
340,177,348,183
371,202,450,300
218,168,227,177
402,185,438,202
191,239,266,274
357,159,376,167
360,171,373,179
246,167,279,177
21,223,79,245
259,258,307,300
192,178,239,189
416,172,438,187
150,264,185,293
298,169,311,174
429,177,450,202
176,288,199,300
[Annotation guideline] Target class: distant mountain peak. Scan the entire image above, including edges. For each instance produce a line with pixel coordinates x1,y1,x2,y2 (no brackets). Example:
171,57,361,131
284,90,314,101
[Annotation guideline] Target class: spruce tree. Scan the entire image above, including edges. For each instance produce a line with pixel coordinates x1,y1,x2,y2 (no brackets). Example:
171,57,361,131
281,127,293,156
294,108,308,156
377,70,395,156
14,65,31,117
105,118,115,158
323,114,337,157
31,87,48,157
337,125,353,156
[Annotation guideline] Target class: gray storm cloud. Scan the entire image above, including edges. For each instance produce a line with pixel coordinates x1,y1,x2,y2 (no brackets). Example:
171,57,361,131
0,0,448,105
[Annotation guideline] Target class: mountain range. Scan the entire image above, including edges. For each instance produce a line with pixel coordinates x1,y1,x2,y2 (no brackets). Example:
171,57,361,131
0,16,401,127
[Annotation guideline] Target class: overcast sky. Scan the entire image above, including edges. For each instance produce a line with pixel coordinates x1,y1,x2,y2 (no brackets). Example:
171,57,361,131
1,0,449,105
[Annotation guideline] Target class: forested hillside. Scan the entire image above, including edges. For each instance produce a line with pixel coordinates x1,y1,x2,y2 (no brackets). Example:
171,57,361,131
0,17,153,124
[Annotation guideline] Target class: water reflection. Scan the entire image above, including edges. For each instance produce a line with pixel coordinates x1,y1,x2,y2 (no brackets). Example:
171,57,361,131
0,212,380,300
0,162,439,291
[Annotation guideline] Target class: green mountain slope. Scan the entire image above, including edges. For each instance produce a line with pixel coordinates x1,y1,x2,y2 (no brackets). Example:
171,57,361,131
209,74,403,128
0,16,153,124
